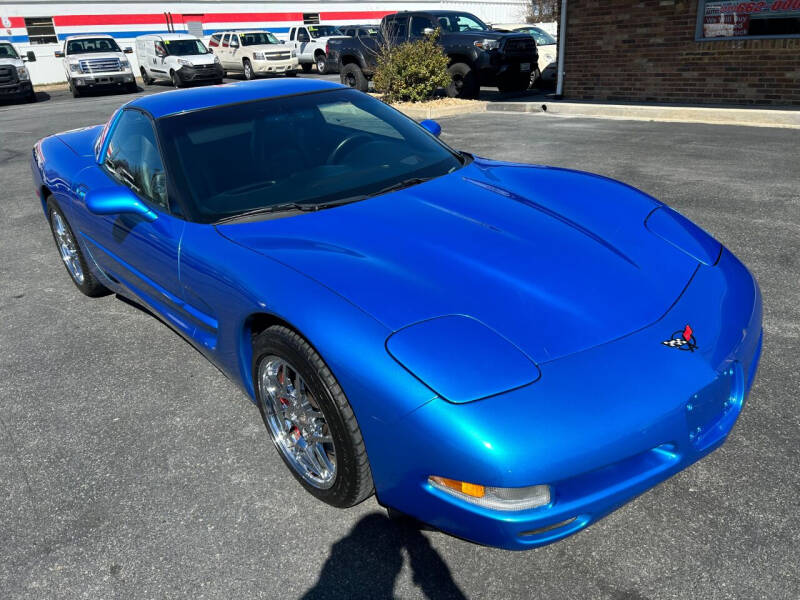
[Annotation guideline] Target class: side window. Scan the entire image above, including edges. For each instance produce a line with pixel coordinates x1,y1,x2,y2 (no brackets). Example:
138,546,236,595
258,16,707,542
289,28,295,41
221,33,229,47
345,29,355,37
385,16,408,40
297,28,310,42
208,33,221,48
410,16,433,37
103,110,168,211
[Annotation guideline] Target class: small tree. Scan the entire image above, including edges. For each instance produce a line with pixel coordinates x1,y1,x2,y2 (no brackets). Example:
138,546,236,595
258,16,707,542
373,30,451,103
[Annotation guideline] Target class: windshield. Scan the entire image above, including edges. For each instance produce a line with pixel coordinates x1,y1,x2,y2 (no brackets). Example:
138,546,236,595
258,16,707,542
66,38,122,54
163,39,207,55
435,13,489,32
157,88,464,224
0,43,19,59
308,25,342,38
240,32,281,45
516,27,556,46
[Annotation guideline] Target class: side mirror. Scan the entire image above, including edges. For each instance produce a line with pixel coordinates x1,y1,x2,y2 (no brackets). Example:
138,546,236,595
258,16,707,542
26,51,37,62
422,27,435,36
85,187,158,222
54,50,64,58
419,119,441,138
124,47,133,54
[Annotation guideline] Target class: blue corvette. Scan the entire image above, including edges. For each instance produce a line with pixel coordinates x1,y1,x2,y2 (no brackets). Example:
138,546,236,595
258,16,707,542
31,79,762,550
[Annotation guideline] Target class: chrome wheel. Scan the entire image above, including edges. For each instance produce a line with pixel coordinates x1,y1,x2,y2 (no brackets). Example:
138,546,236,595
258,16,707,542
259,356,336,489
50,210,84,284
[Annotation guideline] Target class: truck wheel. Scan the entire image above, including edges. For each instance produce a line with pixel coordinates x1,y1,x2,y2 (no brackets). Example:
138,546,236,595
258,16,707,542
243,59,255,80
497,72,531,94
171,70,184,88
340,63,368,92
140,67,153,85
447,62,479,99
69,81,81,98
285,70,297,77
315,53,328,74
301,63,313,73
126,81,138,93
27,89,37,103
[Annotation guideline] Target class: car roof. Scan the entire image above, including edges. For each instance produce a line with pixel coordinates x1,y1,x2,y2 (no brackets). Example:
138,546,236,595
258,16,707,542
141,33,197,41
65,34,114,41
127,78,344,119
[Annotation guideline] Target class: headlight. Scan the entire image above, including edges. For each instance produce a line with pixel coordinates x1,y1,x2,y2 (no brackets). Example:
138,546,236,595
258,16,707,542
474,39,500,51
16,66,30,80
429,477,551,511
291,49,297,58
213,55,220,64
178,58,193,67
69,61,82,73
119,57,129,69
253,51,266,61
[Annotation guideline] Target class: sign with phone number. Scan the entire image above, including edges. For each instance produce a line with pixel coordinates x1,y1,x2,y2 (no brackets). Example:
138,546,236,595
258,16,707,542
702,0,800,37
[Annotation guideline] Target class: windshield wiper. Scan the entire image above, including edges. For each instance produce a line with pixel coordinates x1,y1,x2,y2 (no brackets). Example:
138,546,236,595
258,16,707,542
214,198,363,224
370,177,433,198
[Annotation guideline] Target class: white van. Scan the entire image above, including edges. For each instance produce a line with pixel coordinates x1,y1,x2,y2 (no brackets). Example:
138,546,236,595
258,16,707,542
136,33,223,88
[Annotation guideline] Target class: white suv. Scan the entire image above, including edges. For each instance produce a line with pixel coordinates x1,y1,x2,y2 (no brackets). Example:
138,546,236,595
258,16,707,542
209,31,298,79
286,25,348,74
56,35,136,97
136,33,223,87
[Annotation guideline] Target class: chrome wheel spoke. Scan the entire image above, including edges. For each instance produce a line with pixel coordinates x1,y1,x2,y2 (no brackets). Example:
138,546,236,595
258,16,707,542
51,211,84,284
258,356,337,489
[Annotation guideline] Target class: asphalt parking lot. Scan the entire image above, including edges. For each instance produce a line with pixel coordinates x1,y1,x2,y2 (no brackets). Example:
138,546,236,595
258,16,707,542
1,84,798,600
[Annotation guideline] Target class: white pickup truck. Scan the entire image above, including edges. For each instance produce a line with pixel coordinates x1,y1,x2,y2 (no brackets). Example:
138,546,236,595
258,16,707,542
286,25,347,74
56,35,136,97
0,41,36,103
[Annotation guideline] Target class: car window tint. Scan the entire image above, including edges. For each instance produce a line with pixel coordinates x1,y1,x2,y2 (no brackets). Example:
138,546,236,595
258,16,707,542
104,110,168,210
319,102,403,139
410,17,432,36
221,33,229,47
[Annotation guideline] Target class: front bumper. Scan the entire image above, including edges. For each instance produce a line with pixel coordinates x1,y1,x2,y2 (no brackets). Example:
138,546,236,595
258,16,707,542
71,72,134,87
371,247,762,550
179,63,223,82
254,57,299,74
0,79,32,98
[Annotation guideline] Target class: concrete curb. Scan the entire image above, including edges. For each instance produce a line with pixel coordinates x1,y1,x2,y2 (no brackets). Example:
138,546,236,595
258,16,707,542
393,101,488,120
487,101,800,129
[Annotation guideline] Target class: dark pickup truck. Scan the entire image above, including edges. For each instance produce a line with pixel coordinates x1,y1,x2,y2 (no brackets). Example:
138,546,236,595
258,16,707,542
325,10,537,99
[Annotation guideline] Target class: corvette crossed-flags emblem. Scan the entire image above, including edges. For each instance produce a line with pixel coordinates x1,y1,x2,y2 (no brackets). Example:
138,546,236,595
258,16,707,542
662,324,697,352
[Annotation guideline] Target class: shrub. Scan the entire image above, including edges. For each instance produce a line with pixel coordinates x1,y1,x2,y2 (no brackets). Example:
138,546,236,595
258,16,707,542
373,30,451,103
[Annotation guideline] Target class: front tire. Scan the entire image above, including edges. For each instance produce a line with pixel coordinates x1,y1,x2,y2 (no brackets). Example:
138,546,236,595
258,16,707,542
140,67,153,85
301,63,313,73
69,81,81,98
243,59,255,80
126,81,138,93
340,63,368,92
27,90,37,103
47,199,109,297
171,70,183,88
497,71,531,93
446,62,479,99
253,325,374,508
315,53,328,74
285,70,297,77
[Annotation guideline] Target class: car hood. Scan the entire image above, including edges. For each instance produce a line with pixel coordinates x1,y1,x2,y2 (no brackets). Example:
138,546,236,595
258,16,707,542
177,54,216,65
55,124,103,157
0,57,23,67
217,159,700,363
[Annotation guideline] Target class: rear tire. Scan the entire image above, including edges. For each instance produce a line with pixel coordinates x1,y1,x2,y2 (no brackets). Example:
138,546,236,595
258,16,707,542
243,59,255,80
253,325,374,508
340,63,368,92
301,63,313,73
46,198,109,297
446,62,479,99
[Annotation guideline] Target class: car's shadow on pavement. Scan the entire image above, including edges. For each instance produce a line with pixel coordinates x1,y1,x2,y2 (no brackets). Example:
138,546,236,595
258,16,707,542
302,512,467,600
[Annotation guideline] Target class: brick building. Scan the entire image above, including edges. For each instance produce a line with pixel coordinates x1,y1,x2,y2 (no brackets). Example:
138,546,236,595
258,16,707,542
559,0,800,106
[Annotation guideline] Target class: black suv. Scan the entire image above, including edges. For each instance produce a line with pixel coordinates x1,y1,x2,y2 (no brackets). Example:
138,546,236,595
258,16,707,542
325,10,537,98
